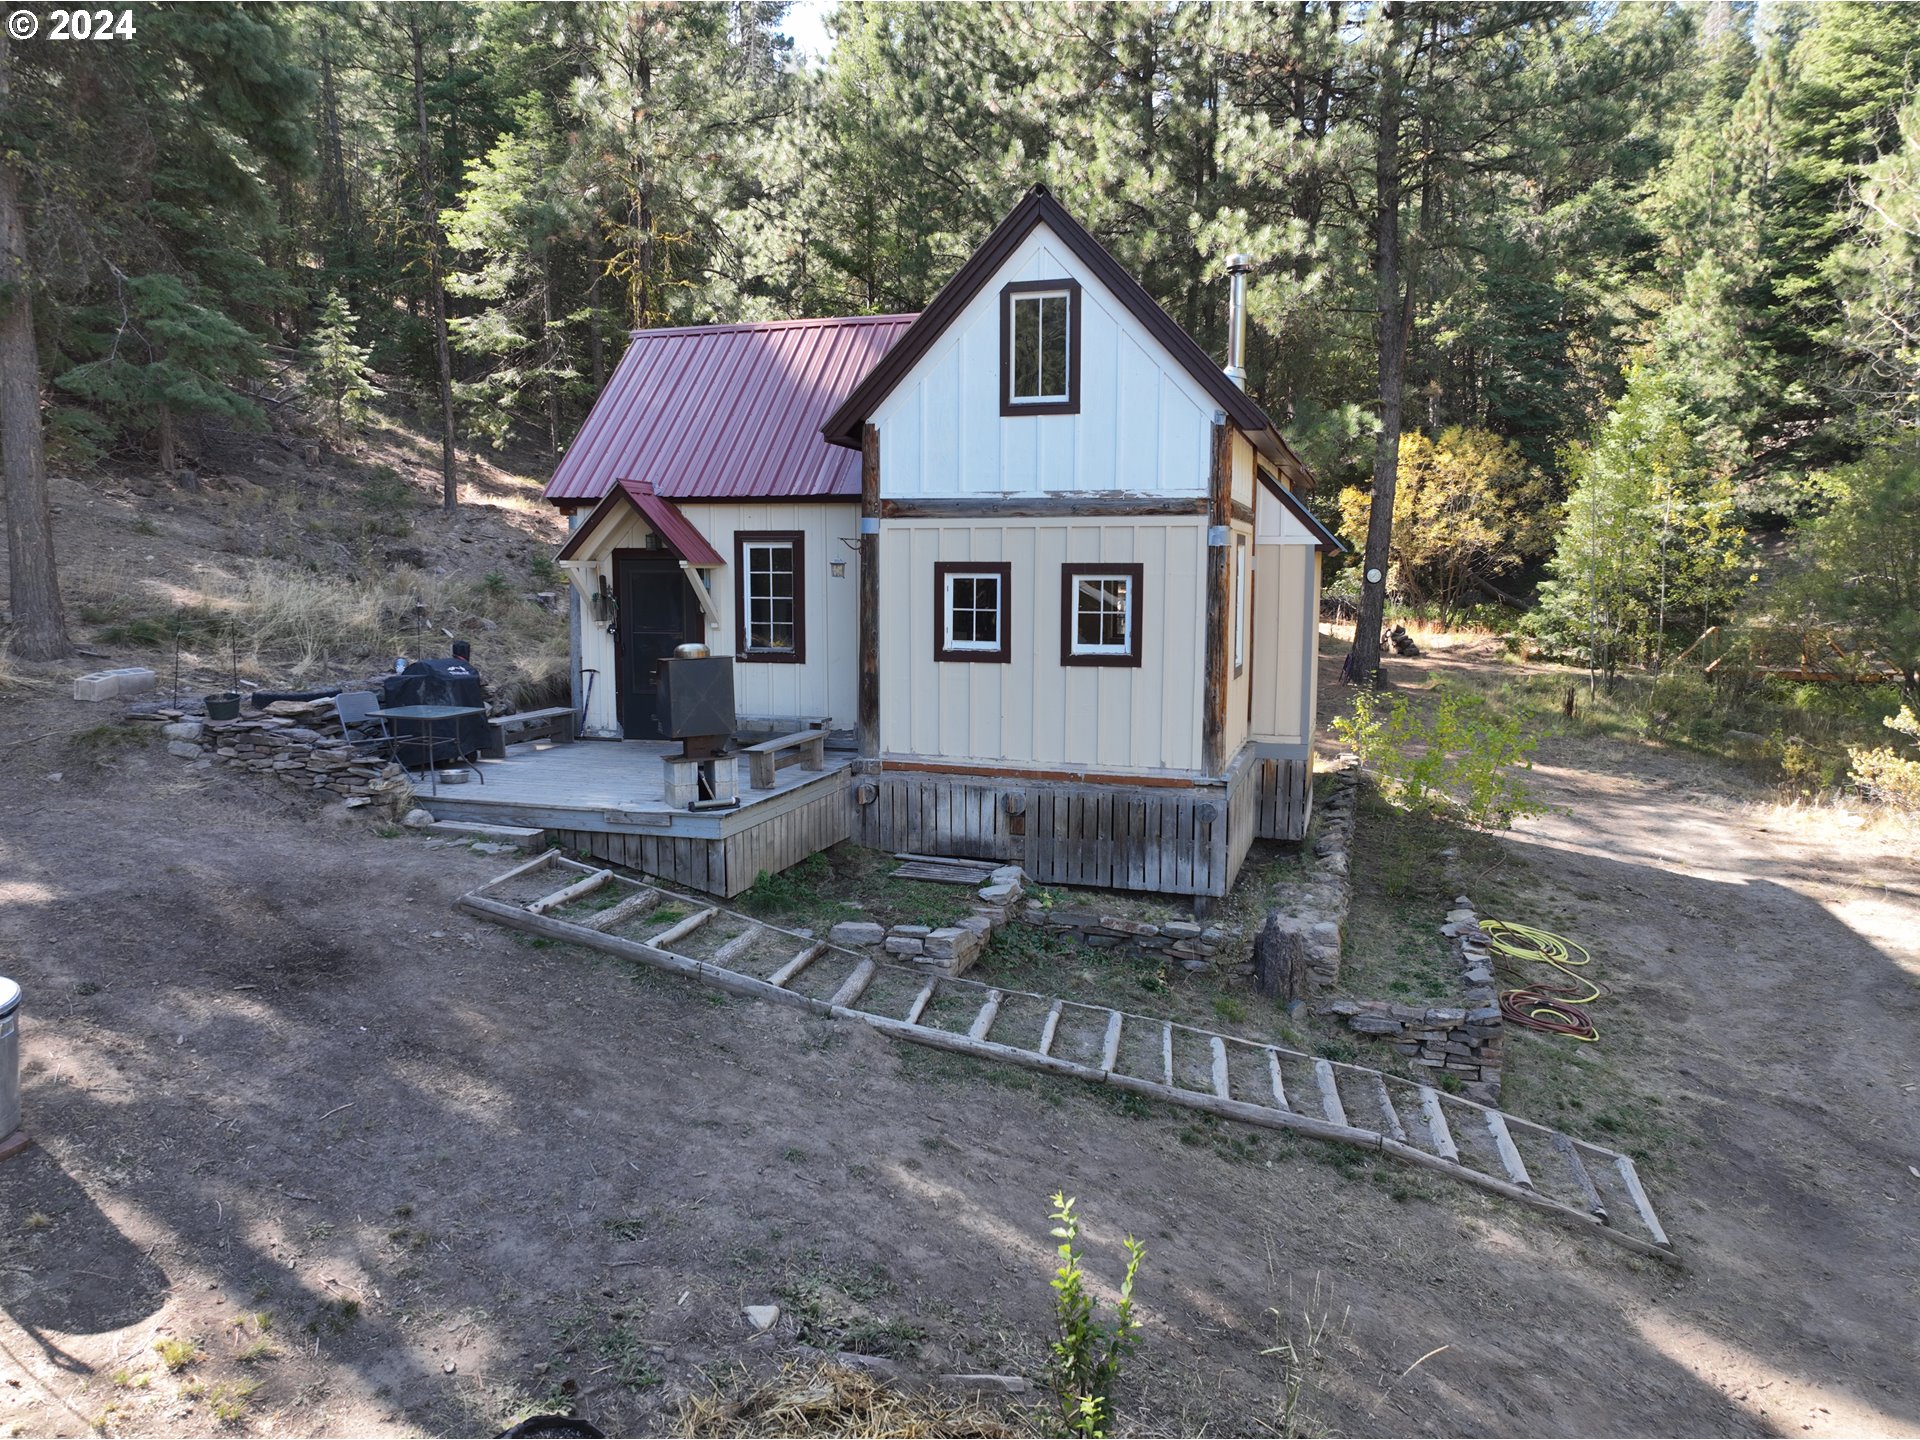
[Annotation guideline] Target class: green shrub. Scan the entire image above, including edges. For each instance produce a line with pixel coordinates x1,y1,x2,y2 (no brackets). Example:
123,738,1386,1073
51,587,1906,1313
1849,705,1920,812
1331,685,1548,829
1046,1193,1144,1438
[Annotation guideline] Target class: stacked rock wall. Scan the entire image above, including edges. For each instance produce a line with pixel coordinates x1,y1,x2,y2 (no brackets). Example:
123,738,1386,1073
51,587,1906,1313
190,716,414,809
1319,894,1504,1103
1254,759,1358,990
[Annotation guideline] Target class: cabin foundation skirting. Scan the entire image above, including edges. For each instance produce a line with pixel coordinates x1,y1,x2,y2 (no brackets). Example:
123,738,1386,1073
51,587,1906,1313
852,748,1309,898
1253,757,1313,842
554,781,852,899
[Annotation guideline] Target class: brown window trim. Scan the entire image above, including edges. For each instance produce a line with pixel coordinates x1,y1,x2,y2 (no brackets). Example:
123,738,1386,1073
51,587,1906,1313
999,278,1082,417
734,530,806,663
933,561,1012,663
1060,562,1144,668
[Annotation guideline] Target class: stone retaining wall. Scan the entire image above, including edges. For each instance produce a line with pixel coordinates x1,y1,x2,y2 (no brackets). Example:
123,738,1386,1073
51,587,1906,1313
829,865,1028,976
187,716,414,809
1318,893,1504,1103
1255,758,1358,990
1015,906,1238,971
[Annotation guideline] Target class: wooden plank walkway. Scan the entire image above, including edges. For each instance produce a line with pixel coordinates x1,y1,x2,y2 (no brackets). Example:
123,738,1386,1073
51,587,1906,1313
459,851,1680,1264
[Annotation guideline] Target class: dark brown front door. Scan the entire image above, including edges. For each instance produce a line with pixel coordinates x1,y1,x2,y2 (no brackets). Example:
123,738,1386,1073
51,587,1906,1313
614,552,701,740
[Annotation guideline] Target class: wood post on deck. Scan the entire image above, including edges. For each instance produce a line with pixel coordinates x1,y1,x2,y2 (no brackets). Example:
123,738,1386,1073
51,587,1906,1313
1202,420,1232,776
859,422,880,759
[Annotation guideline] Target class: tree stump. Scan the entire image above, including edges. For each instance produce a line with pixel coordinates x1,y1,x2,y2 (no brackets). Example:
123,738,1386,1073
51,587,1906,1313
1252,913,1304,1003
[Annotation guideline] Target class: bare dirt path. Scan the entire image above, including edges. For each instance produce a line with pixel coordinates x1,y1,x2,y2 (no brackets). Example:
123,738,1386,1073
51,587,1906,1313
0,646,1915,1437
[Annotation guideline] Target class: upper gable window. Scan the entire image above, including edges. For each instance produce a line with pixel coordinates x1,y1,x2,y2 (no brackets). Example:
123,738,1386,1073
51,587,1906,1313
1000,279,1081,416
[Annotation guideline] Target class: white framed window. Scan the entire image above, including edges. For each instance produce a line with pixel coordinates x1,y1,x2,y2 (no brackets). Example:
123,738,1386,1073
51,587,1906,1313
1061,563,1143,668
735,530,804,661
934,561,1011,663
1233,533,1248,675
1000,279,1081,415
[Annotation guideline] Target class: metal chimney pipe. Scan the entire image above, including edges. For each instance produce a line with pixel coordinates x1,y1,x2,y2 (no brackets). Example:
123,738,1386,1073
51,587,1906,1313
1225,254,1251,390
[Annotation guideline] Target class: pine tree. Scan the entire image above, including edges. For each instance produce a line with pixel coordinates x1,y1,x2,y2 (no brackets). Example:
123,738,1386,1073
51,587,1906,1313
1,26,69,660
54,275,266,475
306,290,381,441
1534,366,1751,685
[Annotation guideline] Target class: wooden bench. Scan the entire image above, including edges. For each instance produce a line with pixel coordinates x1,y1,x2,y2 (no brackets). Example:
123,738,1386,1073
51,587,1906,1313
483,706,576,758
743,728,827,790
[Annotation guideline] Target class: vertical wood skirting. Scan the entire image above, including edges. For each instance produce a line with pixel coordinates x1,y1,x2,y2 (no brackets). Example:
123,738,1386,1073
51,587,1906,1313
1253,758,1313,841
858,423,880,758
1202,422,1232,775
556,784,852,899
855,764,1263,898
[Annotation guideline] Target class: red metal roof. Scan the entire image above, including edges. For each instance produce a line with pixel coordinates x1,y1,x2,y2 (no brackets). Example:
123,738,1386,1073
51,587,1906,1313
554,479,727,566
543,315,917,504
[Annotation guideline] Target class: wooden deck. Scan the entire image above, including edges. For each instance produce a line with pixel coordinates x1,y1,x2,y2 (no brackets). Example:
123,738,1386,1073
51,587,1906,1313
423,738,856,897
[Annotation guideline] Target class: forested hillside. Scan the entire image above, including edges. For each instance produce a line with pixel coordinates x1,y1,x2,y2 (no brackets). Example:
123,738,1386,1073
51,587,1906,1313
2,1,1917,780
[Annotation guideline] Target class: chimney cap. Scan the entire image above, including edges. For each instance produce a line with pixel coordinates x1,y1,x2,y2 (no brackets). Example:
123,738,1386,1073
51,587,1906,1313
1226,253,1253,273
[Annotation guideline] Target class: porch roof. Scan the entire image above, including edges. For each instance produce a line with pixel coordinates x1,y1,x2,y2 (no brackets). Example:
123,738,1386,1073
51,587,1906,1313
554,478,727,567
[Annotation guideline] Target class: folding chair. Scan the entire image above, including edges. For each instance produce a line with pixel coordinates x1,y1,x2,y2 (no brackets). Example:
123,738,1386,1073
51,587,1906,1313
333,690,397,762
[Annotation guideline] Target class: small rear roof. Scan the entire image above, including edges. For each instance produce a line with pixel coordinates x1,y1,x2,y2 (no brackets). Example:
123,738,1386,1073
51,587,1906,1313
543,315,917,505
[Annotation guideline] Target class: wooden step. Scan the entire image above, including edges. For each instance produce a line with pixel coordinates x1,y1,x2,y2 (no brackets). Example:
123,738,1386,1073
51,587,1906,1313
830,960,877,1010
1037,1000,1064,1057
711,926,761,968
1267,1049,1289,1111
649,907,716,949
527,869,612,915
425,820,548,849
1614,1155,1670,1247
1485,1110,1533,1189
1553,1133,1608,1222
581,887,660,933
1099,1011,1123,1073
1210,1037,1231,1101
767,942,826,989
1313,1059,1348,1127
904,978,937,1026
1370,1074,1408,1144
1417,1087,1458,1161
968,990,1003,1042
1161,1023,1175,1088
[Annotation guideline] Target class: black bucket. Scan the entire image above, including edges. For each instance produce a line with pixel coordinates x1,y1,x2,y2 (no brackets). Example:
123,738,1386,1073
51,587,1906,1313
204,692,242,722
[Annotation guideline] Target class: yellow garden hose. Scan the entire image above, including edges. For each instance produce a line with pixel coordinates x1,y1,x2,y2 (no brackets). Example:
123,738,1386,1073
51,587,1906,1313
1479,920,1605,1041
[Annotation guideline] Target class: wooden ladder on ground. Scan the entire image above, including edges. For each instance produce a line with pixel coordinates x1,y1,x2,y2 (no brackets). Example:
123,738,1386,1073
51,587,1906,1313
460,852,1678,1263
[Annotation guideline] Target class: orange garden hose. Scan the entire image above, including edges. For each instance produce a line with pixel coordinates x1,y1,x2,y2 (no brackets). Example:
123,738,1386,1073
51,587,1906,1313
1478,920,1606,1042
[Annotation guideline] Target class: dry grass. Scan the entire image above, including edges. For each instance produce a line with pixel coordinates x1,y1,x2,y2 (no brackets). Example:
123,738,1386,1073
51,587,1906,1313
77,561,567,699
677,1363,1021,1439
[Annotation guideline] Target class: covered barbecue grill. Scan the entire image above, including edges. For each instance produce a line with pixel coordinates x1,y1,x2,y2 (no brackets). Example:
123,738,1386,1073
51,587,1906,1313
381,658,489,764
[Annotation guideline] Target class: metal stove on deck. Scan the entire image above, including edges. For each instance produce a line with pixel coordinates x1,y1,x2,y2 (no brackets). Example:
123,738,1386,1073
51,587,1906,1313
657,644,739,809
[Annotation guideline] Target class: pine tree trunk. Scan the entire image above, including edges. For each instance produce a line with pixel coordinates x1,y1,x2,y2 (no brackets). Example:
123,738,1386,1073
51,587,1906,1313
585,227,607,389
542,242,561,454
157,408,177,474
319,25,356,296
0,29,71,661
409,15,458,512
1350,3,1407,688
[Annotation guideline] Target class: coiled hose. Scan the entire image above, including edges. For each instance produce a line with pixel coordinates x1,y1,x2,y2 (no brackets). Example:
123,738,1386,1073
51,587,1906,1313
1479,919,1605,1042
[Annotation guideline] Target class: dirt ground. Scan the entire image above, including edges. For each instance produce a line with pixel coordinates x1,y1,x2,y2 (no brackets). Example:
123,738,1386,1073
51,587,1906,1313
0,638,1916,1438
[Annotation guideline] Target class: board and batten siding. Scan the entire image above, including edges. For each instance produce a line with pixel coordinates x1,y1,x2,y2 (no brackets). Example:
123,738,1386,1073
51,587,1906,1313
872,224,1219,499
1249,544,1320,749
878,516,1207,775
565,501,859,738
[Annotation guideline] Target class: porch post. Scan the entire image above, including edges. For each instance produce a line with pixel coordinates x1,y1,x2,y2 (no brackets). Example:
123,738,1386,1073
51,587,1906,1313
1202,420,1231,776
566,507,583,724
859,422,880,759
